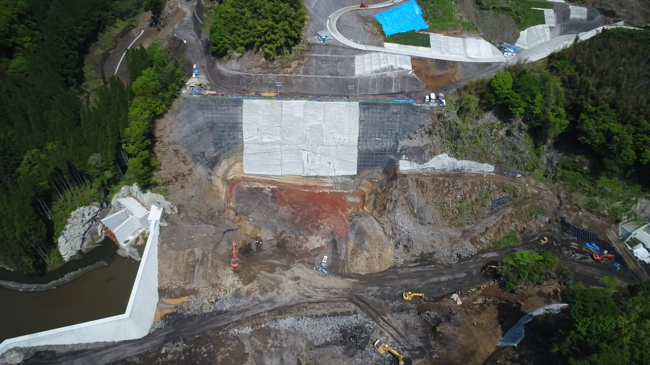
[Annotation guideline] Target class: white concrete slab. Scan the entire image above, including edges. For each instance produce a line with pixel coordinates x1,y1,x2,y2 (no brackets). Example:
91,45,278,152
242,100,359,176
515,25,552,49
569,6,588,20
354,53,412,75
543,9,556,25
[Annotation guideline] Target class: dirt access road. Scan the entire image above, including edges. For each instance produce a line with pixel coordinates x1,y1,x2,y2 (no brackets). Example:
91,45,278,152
27,236,636,364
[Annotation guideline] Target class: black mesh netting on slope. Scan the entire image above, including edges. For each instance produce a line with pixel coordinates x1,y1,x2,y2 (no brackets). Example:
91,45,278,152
560,217,629,269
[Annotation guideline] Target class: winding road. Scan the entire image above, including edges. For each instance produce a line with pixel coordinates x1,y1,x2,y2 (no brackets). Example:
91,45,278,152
326,1,631,64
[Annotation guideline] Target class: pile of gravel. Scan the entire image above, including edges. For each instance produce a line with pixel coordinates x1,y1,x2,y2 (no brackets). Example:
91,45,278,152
230,314,374,346
434,241,477,265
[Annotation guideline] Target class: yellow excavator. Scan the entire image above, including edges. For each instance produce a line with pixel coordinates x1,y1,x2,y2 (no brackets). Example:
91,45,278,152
539,236,549,245
402,291,425,301
373,339,404,365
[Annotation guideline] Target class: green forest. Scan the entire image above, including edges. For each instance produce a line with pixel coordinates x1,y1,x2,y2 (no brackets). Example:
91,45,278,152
498,251,650,364
208,0,306,61
455,29,650,219
0,0,184,274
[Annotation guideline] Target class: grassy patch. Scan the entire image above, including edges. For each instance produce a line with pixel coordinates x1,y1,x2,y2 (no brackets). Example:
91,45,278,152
554,160,642,220
374,23,431,47
52,187,101,241
47,249,65,271
82,60,104,96
420,0,475,31
452,201,474,227
493,230,521,247
475,0,553,30
95,19,131,56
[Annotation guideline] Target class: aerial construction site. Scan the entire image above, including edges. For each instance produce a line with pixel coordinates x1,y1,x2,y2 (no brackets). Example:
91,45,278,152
4,0,649,364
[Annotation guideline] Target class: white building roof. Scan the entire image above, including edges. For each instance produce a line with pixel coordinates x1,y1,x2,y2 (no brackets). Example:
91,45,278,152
101,209,130,231
632,243,650,264
119,197,149,219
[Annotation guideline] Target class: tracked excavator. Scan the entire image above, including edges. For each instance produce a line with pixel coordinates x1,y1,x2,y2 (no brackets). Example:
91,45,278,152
373,339,404,365
402,291,425,301
592,253,615,261
539,236,549,245
231,241,239,268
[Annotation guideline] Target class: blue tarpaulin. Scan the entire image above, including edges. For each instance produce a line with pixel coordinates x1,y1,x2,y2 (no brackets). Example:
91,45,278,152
375,0,429,37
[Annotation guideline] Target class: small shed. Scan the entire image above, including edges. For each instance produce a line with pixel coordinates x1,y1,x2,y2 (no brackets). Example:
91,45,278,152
316,30,332,42
101,197,150,248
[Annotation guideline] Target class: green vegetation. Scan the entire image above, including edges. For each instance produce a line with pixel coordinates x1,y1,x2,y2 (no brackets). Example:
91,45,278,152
499,251,570,291
0,0,185,274
374,23,431,47
554,281,650,365
451,29,650,219
492,230,521,247
209,0,306,61
474,0,553,30
420,0,475,31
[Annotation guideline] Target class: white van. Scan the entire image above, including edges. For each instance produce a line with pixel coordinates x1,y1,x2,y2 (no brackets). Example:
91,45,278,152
425,95,430,102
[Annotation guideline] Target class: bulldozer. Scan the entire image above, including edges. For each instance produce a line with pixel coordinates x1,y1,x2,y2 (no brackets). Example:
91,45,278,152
373,339,404,365
402,291,425,301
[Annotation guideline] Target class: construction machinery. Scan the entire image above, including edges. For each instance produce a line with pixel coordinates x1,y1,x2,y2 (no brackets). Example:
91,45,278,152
373,340,404,365
539,236,549,245
230,241,239,268
592,253,615,261
402,291,425,301
360,1,368,8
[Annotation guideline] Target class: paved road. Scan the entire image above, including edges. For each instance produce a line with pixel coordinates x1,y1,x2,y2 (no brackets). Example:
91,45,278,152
326,1,504,63
326,1,632,65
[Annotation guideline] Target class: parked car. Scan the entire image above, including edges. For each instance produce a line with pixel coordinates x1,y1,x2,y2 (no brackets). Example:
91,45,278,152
425,95,430,102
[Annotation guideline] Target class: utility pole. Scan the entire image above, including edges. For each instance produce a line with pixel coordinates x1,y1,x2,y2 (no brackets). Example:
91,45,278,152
276,81,282,99
348,84,355,100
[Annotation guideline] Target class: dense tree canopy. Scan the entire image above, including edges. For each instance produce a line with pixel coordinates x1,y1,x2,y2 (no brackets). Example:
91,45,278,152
549,29,650,180
555,281,650,365
209,0,306,61
499,251,570,291
0,0,183,273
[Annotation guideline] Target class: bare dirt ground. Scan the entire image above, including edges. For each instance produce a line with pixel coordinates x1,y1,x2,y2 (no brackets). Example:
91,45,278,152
11,1,648,363
14,95,639,364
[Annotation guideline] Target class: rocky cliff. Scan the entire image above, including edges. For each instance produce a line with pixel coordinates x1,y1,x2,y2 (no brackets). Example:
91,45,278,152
57,204,102,261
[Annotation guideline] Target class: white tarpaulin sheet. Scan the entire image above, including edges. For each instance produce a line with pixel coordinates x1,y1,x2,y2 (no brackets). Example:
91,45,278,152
243,100,359,176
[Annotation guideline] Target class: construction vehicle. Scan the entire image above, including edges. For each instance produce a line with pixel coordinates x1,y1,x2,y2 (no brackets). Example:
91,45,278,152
592,253,615,261
539,236,549,245
481,261,501,273
230,241,239,268
373,340,404,365
402,291,425,301
360,1,368,8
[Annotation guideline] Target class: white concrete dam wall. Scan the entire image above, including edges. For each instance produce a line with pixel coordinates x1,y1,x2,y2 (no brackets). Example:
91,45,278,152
243,100,360,177
0,205,162,357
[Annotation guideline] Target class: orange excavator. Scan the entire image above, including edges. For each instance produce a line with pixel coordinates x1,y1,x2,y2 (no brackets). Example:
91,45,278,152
592,253,615,261
231,241,239,268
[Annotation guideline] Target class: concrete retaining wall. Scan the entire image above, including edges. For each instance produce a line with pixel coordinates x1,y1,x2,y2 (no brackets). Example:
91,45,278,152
0,206,162,356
